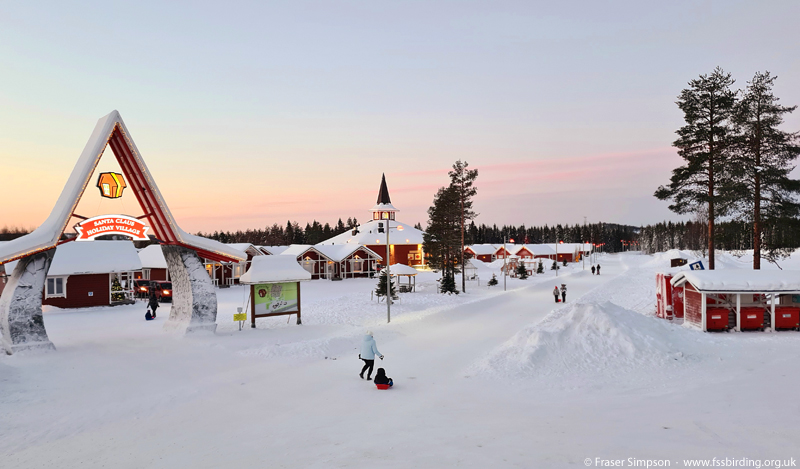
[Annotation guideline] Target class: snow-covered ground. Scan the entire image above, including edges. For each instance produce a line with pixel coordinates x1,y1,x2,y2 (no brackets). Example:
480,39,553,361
2,253,799,468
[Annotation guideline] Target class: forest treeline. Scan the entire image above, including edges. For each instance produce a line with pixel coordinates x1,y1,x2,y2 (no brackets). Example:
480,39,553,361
638,218,800,262
465,222,637,252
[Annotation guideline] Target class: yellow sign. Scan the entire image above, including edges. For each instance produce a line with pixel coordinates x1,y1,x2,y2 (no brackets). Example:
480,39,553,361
234,313,247,322
97,172,127,198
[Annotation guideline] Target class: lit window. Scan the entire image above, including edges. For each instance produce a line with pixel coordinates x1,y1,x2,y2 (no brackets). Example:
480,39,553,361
382,212,389,219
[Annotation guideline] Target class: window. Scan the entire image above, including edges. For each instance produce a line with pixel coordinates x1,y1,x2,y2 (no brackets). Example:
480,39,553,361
46,277,67,298
142,269,151,280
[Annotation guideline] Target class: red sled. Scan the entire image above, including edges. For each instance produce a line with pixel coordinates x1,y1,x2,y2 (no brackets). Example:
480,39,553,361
375,384,391,390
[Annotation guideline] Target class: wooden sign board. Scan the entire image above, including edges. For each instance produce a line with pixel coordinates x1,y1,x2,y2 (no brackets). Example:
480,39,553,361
250,281,302,327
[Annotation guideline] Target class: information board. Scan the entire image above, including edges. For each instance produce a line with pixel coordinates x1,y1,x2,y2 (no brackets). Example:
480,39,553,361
250,282,302,326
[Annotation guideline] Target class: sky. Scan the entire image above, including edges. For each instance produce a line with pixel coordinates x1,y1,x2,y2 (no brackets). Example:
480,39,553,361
1,1,799,233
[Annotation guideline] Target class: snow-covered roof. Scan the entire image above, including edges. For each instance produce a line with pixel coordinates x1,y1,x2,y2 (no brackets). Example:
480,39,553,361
280,244,382,262
525,244,556,256
225,243,264,258
388,264,418,276
0,111,245,265
370,202,398,212
671,270,800,293
318,219,424,246
259,245,289,255
466,244,497,256
279,244,315,258
49,241,142,276
315,244,383,263
239,255,312,284
138,244,167,269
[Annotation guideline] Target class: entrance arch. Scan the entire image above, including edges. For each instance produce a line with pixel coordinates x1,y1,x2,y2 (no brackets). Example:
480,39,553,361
0,111,245,354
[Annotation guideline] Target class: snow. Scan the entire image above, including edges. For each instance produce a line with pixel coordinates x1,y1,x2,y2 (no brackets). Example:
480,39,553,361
472,301,700,380
466,244,497,256
317,219,425,246
3,251,800,467
259,245,289,255
224,243,264,258
239,255,312,284
137,244,168,269
671,269,800,292
48,240,141,276
388,263,418,276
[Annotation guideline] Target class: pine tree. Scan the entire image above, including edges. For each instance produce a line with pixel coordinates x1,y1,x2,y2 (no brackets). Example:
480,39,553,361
655,67,737,269
551,260,558,271
423,185,461,292
449,160,479,294
728,71,800,269
537,260,544,274
375,271,398,301
562,258,568,267
440,270,458,294
111,277,125,302
516,264,529,279
487,273,498,287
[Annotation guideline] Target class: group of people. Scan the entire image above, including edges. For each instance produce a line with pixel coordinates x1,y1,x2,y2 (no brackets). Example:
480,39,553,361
359,332,393,387
591,264,602,275
553,284,567,303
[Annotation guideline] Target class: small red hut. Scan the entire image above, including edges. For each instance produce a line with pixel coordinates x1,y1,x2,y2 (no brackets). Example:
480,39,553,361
671,271,800,332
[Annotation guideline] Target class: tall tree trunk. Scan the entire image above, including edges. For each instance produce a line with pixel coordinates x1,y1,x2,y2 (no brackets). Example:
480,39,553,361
460,191,465,293
753,115,762,270
708,140,715,270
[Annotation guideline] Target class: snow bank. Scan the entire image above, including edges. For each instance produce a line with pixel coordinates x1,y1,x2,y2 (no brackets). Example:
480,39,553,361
474,301,709,381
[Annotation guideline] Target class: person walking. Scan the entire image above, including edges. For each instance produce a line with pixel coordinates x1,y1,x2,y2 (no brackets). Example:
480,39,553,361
596,264,601,275
148,291,160,318
560,284,567,303
553,286,560,303
591,265,596,275
359,331,383,380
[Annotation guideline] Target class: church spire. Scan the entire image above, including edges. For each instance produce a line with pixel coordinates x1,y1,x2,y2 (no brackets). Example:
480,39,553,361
371,173,398,220
376,173,392,205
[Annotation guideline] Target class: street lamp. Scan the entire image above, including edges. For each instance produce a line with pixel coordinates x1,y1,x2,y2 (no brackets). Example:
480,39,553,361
502,237,514,291
556,240,563,277
379,221,403,323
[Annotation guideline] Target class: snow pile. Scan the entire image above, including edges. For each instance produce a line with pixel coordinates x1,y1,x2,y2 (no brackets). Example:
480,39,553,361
474,301,708,381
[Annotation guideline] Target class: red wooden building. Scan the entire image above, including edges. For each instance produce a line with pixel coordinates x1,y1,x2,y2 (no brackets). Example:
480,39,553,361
42,240,142,309
670,271,800,332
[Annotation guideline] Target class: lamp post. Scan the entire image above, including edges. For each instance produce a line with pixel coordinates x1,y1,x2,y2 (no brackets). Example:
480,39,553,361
503,237,514,291
556,240,563,277
384,222,403,323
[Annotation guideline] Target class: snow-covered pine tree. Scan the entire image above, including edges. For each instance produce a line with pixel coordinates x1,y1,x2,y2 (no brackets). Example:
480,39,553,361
562,258,568,267
375,271,398,301
487,273,498,286
537,260,544,274
551,260,558,270
516,264,528,279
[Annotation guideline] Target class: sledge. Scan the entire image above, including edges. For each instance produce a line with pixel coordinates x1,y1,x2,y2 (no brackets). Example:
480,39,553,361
375,384,391,390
